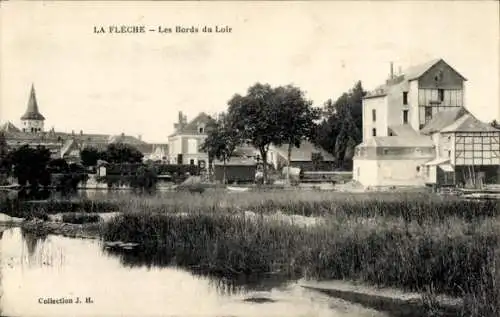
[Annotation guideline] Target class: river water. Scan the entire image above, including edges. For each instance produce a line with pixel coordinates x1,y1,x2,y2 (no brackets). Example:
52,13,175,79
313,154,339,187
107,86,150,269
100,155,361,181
0,226,387,317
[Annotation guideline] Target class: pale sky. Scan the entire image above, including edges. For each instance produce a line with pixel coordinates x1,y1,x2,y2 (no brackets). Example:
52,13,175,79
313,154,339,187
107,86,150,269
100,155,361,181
1,1,499,143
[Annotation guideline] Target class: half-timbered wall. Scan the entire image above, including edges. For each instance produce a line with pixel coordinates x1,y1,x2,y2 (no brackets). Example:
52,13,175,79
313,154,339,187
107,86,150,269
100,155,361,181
454,132,500,165
418,89,463,127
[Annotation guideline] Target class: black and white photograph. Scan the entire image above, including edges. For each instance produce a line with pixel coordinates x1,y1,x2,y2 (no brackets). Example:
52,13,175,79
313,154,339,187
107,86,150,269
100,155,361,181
0,1,499,316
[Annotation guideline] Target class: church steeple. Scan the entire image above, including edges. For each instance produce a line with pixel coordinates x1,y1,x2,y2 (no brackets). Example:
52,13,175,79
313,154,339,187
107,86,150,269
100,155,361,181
21,84,45,133
21,84,45,121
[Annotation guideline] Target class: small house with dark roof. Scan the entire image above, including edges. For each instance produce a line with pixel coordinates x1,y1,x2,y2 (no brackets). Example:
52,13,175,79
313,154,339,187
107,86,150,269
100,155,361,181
266,141,335,171
168,111,215,167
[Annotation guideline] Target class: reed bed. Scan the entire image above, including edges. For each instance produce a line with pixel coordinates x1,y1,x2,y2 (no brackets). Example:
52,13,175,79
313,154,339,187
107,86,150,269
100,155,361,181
101,191,500,316
106,190,499,221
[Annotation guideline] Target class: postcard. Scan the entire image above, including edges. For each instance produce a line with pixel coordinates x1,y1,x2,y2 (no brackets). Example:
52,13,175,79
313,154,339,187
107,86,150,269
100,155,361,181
1,1,499,317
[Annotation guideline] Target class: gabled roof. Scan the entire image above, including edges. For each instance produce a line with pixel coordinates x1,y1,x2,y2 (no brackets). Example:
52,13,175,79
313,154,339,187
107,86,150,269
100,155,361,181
420,107,486,135
169,112,215,137
364,58,466,99
403,58,442,81
404,58,466,81
388,124,419,137
271,141,335,161
21,84,45,121
59,139,80,158
440,113,500,133
0,121,21,133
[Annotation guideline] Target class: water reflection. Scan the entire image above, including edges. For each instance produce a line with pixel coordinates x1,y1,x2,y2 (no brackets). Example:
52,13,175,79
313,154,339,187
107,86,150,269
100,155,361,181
104,244,298,296
1,227,386,317
22,228,47,255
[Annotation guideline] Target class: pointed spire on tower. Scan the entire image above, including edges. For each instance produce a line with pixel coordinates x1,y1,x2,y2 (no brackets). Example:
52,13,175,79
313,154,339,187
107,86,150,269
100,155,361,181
21,83,45,121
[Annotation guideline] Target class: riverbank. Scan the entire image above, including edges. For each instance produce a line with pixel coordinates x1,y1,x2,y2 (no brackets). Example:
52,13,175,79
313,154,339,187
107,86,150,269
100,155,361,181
4,190,500,316
100,192,499,317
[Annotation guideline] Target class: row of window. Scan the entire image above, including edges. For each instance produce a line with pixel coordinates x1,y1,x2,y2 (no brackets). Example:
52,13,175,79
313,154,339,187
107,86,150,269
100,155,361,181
371,109,409,125
419,89,462,107
403,89,447,106
371,89,462,128
22,127,42,133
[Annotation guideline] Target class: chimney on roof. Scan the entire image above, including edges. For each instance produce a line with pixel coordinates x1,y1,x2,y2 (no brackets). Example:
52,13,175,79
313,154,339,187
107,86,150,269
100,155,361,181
80,130,83,136
390,62,394,79
121,132,125,137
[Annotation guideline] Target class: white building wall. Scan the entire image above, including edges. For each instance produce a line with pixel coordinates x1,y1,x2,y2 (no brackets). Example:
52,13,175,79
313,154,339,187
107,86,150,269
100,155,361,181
354,158,430,187
362,96,388,142
353,159,378,186
408,80,420,131
187,138,198,154
21,119,44,132
376,159,429,186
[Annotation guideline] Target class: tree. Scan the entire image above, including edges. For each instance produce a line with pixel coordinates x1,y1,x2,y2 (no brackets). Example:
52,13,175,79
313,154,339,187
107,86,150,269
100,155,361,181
274,85,320,183
6,145,52,188
101,143,143,164
312,81,366,170
227,83,283,184
491,120,500,129
200,113,238,184
47,158,69,173
0,132,8,175
130,164,157,193
80,146,101,167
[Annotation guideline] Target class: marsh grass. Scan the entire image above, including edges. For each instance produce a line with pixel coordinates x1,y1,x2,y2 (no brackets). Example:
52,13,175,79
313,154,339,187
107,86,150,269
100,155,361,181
100,191,500,315
109,190,499,221
61,213,101,224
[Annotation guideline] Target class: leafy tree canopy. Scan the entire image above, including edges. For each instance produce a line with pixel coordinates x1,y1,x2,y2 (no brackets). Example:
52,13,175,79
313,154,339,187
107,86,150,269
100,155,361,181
312,81,366,169
101,143,143,164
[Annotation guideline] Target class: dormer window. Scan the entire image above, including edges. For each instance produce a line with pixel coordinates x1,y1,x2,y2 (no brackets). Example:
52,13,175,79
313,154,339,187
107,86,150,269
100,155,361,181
197,123,205,134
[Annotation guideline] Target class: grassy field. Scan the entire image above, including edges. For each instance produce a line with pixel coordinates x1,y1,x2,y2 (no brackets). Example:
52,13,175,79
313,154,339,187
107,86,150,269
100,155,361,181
100,190,500,316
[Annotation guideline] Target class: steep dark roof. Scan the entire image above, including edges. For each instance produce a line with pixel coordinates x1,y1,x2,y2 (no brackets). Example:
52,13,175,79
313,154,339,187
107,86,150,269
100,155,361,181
169,112,215,137
21,84,45,121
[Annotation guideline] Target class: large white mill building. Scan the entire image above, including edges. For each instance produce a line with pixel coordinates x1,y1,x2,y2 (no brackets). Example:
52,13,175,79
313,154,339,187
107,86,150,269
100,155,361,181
353,59,500,188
